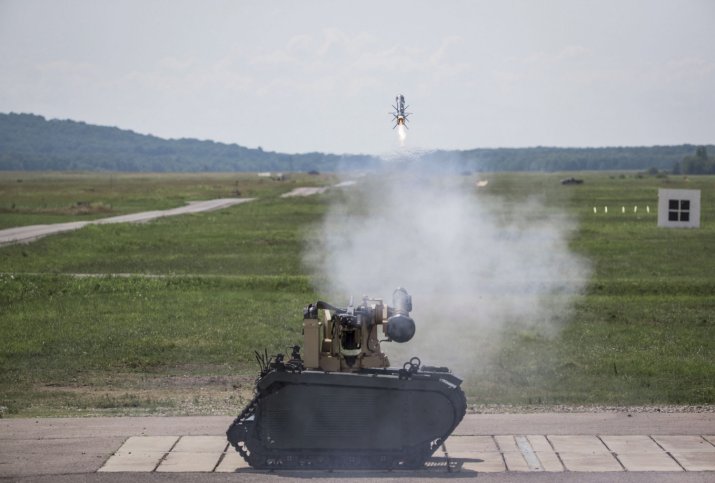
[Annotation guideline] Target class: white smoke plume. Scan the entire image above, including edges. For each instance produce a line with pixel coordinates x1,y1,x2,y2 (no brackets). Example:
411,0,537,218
304,153,590,375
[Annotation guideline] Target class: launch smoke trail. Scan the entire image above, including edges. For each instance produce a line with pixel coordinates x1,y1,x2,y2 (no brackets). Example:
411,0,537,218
304,152,591,376
397,124,407,146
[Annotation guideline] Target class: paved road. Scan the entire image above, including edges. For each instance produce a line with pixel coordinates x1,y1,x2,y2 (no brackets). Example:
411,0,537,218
1,414,713,482
0,198,255,246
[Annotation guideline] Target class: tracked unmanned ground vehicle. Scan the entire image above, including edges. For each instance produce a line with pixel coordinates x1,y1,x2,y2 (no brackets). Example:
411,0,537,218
226,288,466,469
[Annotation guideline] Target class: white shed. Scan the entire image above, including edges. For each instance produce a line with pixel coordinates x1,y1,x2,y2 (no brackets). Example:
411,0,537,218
657,189,701,228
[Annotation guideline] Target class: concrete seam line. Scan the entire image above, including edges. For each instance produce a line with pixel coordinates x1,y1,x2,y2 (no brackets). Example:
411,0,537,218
650,435,687,472
597,435,627,471
703,434,715,450
153,436,181,472
211,442,230,472
97,435,128,471
515,435,543,471
545,435,569,472
493,435,508,471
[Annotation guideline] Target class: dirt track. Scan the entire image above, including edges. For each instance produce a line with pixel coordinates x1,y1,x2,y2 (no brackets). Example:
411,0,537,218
0,198,255,246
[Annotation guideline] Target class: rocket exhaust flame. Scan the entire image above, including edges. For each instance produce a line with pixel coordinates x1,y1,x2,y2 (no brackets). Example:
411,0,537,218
391,94,411,147
397,124,407,146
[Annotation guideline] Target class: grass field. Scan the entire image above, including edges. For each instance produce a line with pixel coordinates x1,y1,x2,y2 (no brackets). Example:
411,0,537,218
1,170,713,416
0,171,336,230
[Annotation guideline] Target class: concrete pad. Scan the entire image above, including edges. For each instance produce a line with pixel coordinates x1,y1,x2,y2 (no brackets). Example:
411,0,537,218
172,435,228,453
495,435,552,471
448,451,505,472
494,435,520,452
444,435,498,452
534,451,564,472
515,435,546,471
98,452,166,472
118,435,178,453
653,435,715,453
601,435,663,453
98,436,178,472
616,452,683,471
670,452,715,471
558,452,623,472
502,451,531,471
527,434,555,452
156,451,223,472
506,436,563,472
548,435,610,454
215,451,251,472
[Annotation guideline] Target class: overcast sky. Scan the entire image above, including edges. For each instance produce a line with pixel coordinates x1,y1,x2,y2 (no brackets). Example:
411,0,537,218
1,0,713,155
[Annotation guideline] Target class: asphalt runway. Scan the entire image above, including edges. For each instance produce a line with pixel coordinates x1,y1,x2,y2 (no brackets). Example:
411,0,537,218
1,413,713,482
0,198,255,246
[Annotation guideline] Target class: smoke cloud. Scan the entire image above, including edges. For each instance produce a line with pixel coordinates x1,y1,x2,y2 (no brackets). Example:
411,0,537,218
304,151,590,375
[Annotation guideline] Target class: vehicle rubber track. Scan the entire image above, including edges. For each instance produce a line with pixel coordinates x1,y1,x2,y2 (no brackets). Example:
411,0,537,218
227,362,466,470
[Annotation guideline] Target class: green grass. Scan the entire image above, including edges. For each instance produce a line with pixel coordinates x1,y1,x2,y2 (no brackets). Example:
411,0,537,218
463,290,714,405
0,170,713,415
0,171,336,229
0,197,325,275
460,171,714,406
0,273,313,416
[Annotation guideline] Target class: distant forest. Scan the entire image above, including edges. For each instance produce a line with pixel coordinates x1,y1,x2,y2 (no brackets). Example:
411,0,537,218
0,113,377,172
1,113,712,173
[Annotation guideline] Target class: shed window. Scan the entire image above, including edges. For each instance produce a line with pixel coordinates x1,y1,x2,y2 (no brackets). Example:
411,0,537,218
668,199,690,222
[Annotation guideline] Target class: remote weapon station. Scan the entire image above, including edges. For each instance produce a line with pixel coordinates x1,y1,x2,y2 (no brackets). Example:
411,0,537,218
226,288,467,469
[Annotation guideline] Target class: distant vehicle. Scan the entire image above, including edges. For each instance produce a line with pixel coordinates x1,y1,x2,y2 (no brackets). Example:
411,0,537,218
390,94,411,129
561,177,584,185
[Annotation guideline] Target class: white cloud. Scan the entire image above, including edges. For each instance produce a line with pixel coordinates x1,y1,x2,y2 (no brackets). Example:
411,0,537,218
661,57,715,83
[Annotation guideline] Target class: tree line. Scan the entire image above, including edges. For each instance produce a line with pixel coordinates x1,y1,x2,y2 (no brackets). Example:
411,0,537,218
1,113,712,173
673,146,715,175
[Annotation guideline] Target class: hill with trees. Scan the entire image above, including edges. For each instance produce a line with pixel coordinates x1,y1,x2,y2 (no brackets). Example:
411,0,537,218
0,113,376,172
0,113,712,173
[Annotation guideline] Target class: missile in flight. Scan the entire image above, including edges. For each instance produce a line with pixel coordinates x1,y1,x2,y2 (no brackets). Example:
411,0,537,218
391,94,411,129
